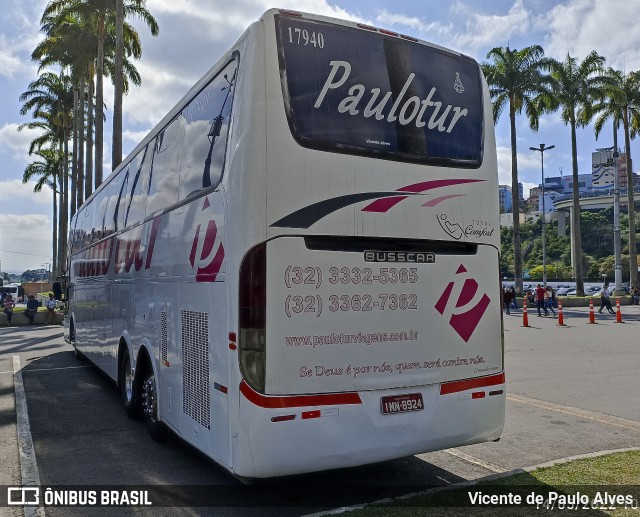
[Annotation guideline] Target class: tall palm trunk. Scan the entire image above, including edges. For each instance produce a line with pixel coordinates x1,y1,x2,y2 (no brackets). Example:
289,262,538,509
112,0,124,170
77,76,85,209
509,101,523,295
623,108,638,287
60,122,70,277
570,115,585,295
85,71,94,201
95,15,105,187
52,156,59,279
71,86,79,216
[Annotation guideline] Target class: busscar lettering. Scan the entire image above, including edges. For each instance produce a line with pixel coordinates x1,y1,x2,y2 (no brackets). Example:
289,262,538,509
314,60,469,133
364,251,435,263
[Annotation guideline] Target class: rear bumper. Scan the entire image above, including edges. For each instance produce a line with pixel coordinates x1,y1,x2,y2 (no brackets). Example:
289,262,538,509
233,373,505,478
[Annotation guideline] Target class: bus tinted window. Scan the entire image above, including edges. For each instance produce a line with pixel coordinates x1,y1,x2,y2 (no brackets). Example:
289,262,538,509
179,60,238,200
146,116,183,216
124,143,153,227
276,16,484,167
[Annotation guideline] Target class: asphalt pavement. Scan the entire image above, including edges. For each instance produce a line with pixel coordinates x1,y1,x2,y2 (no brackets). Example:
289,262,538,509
1,304,639,514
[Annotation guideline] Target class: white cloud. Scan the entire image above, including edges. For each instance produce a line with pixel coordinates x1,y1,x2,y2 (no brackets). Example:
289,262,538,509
451,0,531,54
0,213,53,273
0,123,42,165
543,0,640,70
0,179,52,205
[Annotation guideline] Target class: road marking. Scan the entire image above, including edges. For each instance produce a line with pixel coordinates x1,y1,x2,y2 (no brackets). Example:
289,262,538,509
13,355,45,517
23,365,90,373
443,448,507,473
507,393,640,432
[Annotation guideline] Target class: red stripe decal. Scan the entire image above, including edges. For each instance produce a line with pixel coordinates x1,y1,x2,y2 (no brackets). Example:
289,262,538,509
440,372,505,395
240,380,362,408
361,195,408,212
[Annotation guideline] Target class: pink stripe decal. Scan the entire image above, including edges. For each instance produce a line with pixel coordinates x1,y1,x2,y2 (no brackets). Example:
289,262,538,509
361,195,408,213
361,178,484,213
397,178,483,193
200,220,218,261
456,278,479,308
422,194,465,207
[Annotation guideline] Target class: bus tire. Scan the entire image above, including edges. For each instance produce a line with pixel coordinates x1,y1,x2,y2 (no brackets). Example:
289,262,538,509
120,349,140,418
141,371,168,442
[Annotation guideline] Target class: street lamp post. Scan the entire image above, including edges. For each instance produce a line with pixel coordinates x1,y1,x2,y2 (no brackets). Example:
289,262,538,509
530,144,555,288
612,149,622,294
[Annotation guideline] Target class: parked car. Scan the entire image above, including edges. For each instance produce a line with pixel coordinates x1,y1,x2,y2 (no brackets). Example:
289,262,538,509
555,286,573,296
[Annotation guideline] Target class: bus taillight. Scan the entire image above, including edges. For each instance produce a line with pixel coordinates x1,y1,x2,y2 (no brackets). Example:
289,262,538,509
239,243,266,393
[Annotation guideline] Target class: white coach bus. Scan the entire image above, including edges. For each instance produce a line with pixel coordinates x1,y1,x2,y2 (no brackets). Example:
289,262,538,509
64,8,505,479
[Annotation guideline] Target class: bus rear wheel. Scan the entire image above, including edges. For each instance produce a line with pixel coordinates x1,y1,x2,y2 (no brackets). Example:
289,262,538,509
141,372,168,441
120,350,140,418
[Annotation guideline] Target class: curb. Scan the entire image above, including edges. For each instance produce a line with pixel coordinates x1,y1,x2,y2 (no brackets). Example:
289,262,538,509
308,447,640,516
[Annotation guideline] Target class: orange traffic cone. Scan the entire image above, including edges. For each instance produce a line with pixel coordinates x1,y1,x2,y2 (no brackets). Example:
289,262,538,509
588,298,596,324
522,301,530,327
616,298,622,323
557,300,565,326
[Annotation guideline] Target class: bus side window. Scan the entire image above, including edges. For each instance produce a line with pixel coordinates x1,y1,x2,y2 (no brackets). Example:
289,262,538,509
146,115,183,216
90,188,110,243
80,206,93,249
114,166,130,232
124,143,153,228
179,59,238,200
105,169,125,235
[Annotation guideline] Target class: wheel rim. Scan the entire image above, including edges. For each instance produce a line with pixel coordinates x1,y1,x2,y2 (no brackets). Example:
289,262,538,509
142,375,158,421
124,356,133,403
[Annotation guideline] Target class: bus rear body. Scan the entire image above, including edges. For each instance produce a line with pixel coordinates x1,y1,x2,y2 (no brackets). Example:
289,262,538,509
66,9,504,479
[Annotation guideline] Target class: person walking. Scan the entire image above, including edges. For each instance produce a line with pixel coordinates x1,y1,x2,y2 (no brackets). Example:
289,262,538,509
503,287,513,315
545,287,556,317
535,284,548,316
598,283,614,314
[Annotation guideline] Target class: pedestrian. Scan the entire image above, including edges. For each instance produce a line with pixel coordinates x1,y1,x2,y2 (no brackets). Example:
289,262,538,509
23,295,40,325
545,287,556,316
598,283,614,314
503,287,513,315
3,294,15,325
44,293,57,325
510,286,518,309
631,286,640,305
535,283,548,316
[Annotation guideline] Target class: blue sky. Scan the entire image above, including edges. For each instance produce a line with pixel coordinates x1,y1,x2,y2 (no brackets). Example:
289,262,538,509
1,0,640,272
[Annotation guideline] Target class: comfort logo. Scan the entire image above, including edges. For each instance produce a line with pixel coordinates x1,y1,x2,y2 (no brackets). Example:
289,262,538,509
435,265,490,342
190,197,225,282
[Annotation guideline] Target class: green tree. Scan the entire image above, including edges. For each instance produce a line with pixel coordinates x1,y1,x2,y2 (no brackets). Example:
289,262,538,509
543,51,611,295
19,71,73,275
482,45,551,295
44,0,158,190
592,68,640,288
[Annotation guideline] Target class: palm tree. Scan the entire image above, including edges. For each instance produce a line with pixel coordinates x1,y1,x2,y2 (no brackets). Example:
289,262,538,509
22,148,64,275
481,45,551,296
44,0,158,189
113,0,124,170
19,72,74,275
32,13,96,215
592,68,640,289
543,51,611,296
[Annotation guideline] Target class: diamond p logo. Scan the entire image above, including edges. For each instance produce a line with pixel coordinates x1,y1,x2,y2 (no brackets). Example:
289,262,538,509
435,265,490,342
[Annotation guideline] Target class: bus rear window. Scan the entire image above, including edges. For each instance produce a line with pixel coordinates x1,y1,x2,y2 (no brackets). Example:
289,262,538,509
275,15,484,168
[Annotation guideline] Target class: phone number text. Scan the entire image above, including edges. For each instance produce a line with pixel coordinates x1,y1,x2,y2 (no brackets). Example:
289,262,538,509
284,266,418,289
284,293,418,318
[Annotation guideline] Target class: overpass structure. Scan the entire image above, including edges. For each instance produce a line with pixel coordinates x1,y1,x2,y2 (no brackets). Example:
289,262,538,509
552,190,640,236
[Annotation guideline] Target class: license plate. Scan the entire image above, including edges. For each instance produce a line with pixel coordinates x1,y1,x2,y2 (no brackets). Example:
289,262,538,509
380,393,424,414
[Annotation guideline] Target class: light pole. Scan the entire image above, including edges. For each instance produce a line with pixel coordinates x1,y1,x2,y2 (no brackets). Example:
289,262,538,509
612,148,622,294
530,144,555,288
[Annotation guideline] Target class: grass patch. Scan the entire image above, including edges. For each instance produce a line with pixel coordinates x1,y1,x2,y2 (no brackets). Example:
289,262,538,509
342,452,640,516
